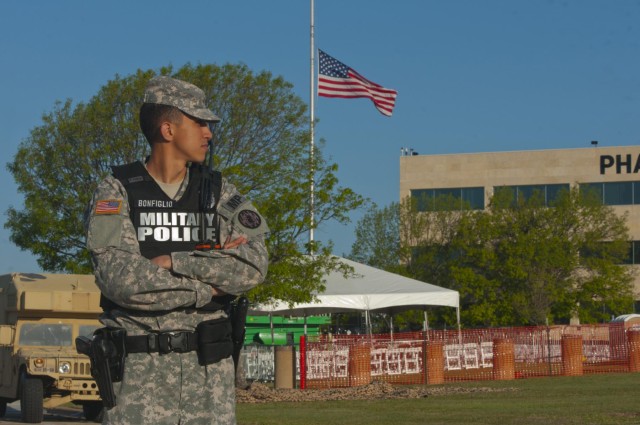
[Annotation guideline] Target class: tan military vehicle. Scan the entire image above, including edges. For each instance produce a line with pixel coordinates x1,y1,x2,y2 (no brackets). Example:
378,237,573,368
0,273,103,423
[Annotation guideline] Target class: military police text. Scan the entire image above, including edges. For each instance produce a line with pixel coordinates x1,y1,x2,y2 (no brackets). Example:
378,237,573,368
137,212,216,242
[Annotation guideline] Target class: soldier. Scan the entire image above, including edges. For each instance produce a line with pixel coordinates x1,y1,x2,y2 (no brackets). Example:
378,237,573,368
85,76,269,424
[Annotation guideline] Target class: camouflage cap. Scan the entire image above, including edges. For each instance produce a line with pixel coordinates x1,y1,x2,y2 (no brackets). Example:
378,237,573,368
143,76,221,122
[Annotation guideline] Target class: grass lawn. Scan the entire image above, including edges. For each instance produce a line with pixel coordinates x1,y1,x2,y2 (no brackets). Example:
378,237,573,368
237,373,640,425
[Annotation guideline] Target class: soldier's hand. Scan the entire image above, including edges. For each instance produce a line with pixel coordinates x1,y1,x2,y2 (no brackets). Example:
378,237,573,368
150,255,172,270
211,286,228,296
223,235,248,249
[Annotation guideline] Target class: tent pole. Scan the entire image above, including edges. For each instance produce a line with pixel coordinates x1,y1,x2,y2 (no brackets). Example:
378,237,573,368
457,306,462,345
269,313,274,345
366,310,372,336
424,309,430,341
390,315,394,342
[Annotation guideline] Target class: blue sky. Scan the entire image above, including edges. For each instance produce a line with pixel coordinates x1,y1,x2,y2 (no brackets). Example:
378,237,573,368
1,0,639,274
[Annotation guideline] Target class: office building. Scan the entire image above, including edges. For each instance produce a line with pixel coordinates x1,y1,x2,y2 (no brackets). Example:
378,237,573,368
400,145,640,307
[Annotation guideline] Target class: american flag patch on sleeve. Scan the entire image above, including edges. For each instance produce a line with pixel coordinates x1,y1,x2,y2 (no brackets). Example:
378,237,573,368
95,200,122,215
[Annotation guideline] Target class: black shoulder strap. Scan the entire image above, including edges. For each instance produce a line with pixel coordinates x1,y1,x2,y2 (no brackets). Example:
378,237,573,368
111,161,151,186
193,163,222,210
211,169,222,246
213,170,222,208
194,163,222,247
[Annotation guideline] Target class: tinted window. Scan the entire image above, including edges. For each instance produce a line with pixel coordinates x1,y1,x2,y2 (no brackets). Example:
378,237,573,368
19,323,72,346
462,187,485,209
79,325,101,338
604,182,632,205
411,189,432,212
579,183,603,204
546,184,570,204
412,187,484,211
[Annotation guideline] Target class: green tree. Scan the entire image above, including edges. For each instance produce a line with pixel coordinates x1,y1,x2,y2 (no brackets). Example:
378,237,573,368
421,187,634,326
348,202,401,272
400,194,475,284
356,187,635,327
6,64,364,304
348,195,474,330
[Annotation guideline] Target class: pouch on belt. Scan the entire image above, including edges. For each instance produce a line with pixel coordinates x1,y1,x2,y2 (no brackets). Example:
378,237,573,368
196,317,234,365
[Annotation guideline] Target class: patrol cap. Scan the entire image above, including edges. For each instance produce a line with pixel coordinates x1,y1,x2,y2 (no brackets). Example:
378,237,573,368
143,76,221,122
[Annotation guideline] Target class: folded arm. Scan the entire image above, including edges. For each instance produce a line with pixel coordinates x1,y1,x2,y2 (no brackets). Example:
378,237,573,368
170,179,269,295
86,176,214,311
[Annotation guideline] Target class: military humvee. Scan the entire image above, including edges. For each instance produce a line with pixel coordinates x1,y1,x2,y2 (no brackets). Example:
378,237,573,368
0,273,103,423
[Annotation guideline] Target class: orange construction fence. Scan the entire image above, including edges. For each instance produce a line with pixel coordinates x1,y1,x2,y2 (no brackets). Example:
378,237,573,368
298,323,638,389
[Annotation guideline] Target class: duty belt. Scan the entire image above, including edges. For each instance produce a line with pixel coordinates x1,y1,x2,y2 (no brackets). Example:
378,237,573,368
125,331,198,354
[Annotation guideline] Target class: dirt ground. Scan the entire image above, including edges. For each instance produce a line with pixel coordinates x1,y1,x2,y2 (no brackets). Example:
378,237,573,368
236,380,516,403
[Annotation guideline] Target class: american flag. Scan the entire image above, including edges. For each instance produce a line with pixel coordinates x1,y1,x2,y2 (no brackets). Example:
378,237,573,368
317,49,398,117
95,199,122,215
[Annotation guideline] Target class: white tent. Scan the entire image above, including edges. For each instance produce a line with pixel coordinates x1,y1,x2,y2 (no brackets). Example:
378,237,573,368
251,257,460,330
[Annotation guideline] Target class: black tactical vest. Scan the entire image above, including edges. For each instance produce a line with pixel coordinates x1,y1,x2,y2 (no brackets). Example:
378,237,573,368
111,161,221,259
101,161,232,313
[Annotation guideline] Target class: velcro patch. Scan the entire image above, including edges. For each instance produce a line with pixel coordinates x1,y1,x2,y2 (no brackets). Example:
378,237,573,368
95,199,122,215
237,209,262,229
224,194,247,212
231,206,269,237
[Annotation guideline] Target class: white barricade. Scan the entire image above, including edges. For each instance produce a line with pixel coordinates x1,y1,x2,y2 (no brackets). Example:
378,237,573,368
243,344,275,382
306,346,349,379
480,341,494,367
371,342,423,376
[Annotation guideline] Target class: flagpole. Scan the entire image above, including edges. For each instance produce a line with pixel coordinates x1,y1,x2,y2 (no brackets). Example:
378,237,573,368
309,0,316,252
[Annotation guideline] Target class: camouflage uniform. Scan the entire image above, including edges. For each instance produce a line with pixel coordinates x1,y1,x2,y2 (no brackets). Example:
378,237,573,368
85,76,269,425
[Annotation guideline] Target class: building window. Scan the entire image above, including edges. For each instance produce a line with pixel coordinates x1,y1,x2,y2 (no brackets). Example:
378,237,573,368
461,187,485,209
580,181,638,205
580,183,603,204
546,184,570,204
580,241,635,265
605,182,633,205
411,187,484,211
493,184,570,207
632,241,640,265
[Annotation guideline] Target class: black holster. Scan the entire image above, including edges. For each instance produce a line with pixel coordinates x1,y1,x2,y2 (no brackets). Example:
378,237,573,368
196,317,234,366
229,297,249,374
76,328,126,409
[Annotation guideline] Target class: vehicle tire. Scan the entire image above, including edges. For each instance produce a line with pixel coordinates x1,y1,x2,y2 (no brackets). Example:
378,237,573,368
82,401,104,422
20,375,44,423
0,398,6,417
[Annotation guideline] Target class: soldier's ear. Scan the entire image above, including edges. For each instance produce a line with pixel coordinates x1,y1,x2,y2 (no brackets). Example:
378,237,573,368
159,121,174,141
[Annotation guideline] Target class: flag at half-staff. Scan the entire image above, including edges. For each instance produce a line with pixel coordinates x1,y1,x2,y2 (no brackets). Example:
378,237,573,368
317,49,398,117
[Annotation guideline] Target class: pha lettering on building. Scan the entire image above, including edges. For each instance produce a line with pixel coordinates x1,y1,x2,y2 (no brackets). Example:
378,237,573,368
600,154,640,175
